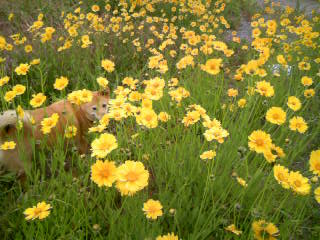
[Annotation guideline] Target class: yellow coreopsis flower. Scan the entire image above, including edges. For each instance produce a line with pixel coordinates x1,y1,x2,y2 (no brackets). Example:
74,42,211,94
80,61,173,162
156,233,178,240
15,63,30,75
255,81,274,97
143,199,163,220
0,76,10,86
314,187,320,203
24,45,32,53
158,112,171,122
301,76,313,86
0,141,16,150
54,76,69,90
236,177,248,187
91,133,118,158
65,125,77,138
248,130,272,154
288,171,311,195
97,77,109,89
116,160,149,196
30,93,46,108
265,107,286,125
287,96,301,111
101,59,115,72
201,58,223,75
23,201,51,220
237,98,247,108
273,164,290,189
200,150,216,160
4,90,17,102
136,108,158,128
309,149,320,176
30,58,40,65
289,116,308,133
182,111,201,127
41,113,59,134
91,160,117,187
225,224,242,235
252,220,279,240
12,84,26,95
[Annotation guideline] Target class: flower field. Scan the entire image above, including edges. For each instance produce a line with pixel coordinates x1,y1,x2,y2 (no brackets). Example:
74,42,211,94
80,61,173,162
0,0,320,239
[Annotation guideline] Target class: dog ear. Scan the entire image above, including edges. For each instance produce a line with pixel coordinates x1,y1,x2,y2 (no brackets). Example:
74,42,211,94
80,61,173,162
98,87,110,97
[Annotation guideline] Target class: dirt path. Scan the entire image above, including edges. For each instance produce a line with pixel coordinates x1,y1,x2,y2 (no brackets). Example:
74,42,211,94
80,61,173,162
225,0,320,43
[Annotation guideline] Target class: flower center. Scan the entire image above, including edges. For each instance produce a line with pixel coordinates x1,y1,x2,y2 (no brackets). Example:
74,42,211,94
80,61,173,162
126,171,139,182
294,180,302,187
255,138,264,146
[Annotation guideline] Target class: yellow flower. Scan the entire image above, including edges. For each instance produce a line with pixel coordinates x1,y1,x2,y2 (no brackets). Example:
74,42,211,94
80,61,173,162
158,112,171,122
16,105,25,119
298,61,311,70
143,199,163,220
237,98,247,108
141,99,152,109
68,89,93,105
91,160,117,187
91,133,118,158
225,224,242,235
41,113,59,134
156,233,178,240
12,84,26,95
301,76,313,86
30,93,46,108
200,150,216,160
65,125,77,138
4,90,17,102
252,220,279,240
97,77,109,89
0,141,16,150
236,177,248,187
136,108,158,129
24,44,32,53
276,54,287,65
201,58,223,75
101,59,115,72
0,76,10,86
273,164,290,189
309,149,320,176
255,81,274,97
182,111,201,127
8,13,14,21
227,88,238,97
23,201,51,220
30,58,40,65
116,160,149,196
289,116,308,133
288,171,311,195
15,63,30,75
54,76,69,90
304,89,315,98
314,187,320,203
287,96,301,111
248,130,272,154
204,126,229,143
265,107,286,125
91,5,100,12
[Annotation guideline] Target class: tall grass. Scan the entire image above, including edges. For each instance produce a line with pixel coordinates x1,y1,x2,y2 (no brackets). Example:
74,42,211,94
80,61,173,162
0,0,320,239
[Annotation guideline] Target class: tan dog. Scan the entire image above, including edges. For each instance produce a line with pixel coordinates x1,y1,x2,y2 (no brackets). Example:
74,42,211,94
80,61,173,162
0,90,110,175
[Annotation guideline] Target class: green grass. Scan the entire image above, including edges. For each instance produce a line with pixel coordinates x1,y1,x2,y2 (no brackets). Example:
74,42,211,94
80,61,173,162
1,0,320,239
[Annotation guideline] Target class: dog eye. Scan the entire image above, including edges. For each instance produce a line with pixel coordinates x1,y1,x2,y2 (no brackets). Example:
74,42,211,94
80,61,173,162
92,106,97,110
102,103,107,108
